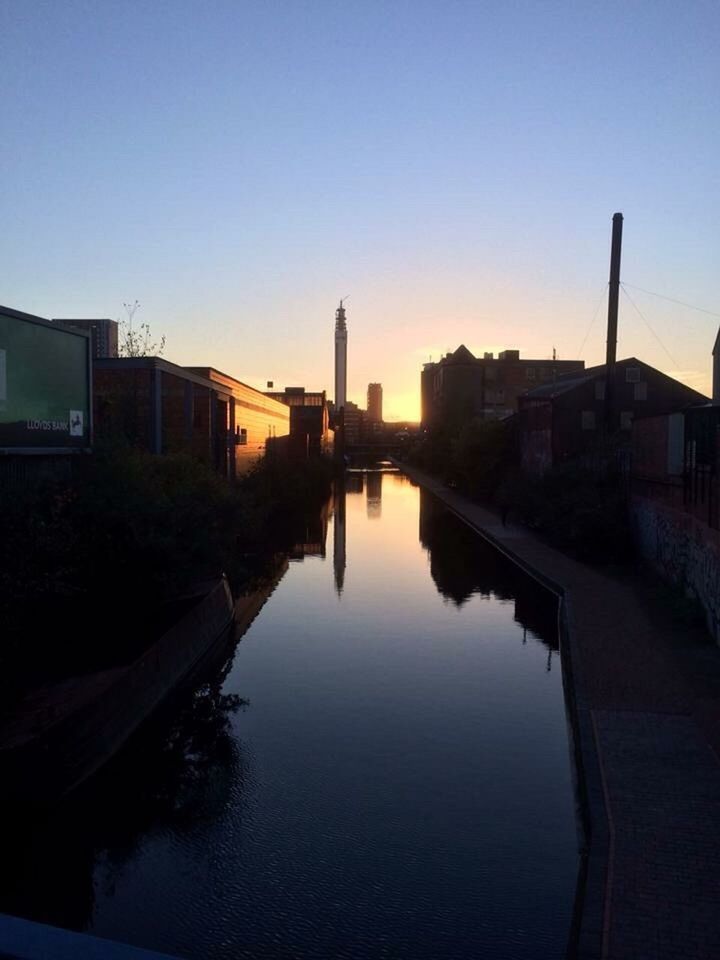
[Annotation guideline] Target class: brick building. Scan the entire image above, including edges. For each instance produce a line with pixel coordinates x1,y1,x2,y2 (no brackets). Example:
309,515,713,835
54,317,119,358
518,358,708,475
95,358,290,477
421,345,583,430
264,386,332,458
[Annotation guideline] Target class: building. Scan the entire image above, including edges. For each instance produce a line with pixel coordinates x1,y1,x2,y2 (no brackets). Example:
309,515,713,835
264,386,332,457
334,301,348,411
0,304,92,456
54,317,119,358
367,383,383,423
421,345,584,430
518,357,709,475
343,401,365,445
95,357,290,477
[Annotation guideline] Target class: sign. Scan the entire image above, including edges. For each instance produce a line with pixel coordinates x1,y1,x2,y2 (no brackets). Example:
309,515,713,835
0,310,90,450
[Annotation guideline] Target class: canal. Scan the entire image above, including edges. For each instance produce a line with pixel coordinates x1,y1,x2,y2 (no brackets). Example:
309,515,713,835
0,468,578,959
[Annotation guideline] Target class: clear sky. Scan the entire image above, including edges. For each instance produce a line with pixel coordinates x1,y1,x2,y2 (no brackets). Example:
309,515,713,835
2,0,719,419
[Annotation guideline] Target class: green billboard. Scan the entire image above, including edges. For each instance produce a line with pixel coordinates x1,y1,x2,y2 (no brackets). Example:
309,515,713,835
0,307,90,450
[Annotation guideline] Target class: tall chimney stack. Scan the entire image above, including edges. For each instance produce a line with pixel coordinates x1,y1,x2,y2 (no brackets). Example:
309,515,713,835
605,212,623,431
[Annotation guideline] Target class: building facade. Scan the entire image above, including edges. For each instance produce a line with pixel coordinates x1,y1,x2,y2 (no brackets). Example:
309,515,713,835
518,358,709,475
95,358,290,477
421,345,583,430
1,304,92,456
367,382,382,423
54,317,119,358
265,386,332,458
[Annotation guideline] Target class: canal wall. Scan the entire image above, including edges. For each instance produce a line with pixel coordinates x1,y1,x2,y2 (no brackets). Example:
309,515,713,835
393,460,720,960
631,495,720,646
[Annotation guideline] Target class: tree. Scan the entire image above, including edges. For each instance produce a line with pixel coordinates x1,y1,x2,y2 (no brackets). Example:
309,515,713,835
118,300,166,357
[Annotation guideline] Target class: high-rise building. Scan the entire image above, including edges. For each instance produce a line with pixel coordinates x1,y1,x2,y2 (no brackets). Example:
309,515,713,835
367,382,383,423
334,300,347,410
53,317,119,358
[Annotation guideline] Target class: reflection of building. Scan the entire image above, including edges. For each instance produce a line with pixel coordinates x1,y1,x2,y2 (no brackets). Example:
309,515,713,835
54,317,118,358
95,358,290,477
418,489,558,653
366,471,382,519
421,345,584,429
367,383,382,423
290,499,329,560
332,481,346,595
265,386,332,458
334,301,347,411
346,471,364,494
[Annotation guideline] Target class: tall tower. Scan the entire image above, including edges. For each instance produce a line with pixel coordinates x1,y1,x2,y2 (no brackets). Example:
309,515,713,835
334,300,347,410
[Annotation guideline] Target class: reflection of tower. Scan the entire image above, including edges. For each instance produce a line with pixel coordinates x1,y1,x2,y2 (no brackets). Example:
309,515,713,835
366,471,382,519
334,301,347,411
333,481,346,596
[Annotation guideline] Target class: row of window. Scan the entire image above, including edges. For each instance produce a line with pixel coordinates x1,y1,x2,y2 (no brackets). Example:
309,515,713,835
594,379,647,400
582,410,634,430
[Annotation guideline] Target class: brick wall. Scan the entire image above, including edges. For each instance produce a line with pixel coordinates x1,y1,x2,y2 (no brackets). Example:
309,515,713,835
632,496,720,645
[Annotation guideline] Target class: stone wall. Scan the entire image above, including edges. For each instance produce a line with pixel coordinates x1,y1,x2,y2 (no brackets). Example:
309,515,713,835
632,495,720,645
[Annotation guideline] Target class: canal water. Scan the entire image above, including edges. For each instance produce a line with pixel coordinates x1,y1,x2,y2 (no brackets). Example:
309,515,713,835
0,469,578,959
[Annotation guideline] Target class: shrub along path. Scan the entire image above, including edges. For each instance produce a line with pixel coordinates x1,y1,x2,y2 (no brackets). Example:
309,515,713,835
398,462,720,960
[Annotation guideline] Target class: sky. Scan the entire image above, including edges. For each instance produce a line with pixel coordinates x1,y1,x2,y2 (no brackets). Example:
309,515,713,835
2,0,719,420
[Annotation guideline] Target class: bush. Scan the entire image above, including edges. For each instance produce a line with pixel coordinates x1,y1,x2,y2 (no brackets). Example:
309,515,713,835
0,449,333,692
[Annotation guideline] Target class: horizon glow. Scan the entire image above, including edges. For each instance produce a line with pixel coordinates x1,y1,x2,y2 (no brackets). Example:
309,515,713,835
2,1,718,420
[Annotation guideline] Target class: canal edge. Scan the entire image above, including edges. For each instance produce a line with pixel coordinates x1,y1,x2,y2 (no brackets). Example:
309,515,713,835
392,461,609,960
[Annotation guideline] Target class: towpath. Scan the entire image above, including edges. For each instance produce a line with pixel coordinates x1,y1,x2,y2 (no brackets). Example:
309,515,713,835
398,462,720,960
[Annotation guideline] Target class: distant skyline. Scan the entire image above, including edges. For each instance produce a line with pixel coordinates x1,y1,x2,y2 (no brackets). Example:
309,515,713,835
2,1,719,419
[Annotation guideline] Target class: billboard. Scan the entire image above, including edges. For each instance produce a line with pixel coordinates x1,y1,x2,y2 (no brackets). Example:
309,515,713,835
0,307,91,451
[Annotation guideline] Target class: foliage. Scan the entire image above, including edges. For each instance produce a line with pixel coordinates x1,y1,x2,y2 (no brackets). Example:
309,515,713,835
119,319,166,357
405,418,514,496
0,449,333,694
509,462,633,563
405,418,632,564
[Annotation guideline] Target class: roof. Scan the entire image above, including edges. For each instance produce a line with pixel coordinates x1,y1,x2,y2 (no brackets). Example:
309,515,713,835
522,356,709,404
1,304,92,343
446,344,476,364
713,326,720,357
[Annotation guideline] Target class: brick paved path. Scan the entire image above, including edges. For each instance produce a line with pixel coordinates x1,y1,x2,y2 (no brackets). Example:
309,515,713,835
398,464,720,960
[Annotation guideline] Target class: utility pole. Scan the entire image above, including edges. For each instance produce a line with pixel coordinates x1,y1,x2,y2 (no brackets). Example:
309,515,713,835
605,213,623,431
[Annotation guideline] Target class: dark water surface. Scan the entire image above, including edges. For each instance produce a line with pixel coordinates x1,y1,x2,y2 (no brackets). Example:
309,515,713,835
1,471,578,959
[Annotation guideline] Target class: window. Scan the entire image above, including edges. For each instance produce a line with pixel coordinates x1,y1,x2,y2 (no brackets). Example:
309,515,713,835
626,367,641,383
581,410,596,430
594,380,605,400
634,382,647,400
526,367,536,380
620,411,634,430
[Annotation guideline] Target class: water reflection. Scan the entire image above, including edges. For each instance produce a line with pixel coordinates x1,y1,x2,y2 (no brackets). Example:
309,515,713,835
365,471,382,519
0,472,576,960
0,631,246,935
290,498,329,560
419,488,558,666
332,480,346,595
